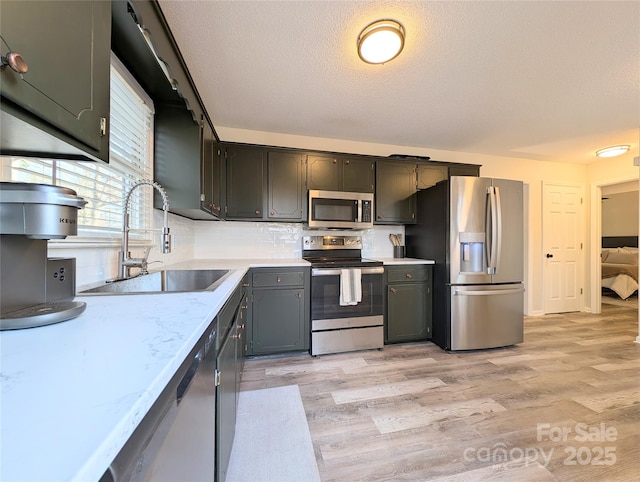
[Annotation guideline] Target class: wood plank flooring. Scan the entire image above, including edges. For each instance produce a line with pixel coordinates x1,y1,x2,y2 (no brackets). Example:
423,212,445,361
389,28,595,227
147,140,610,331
240,304,640,481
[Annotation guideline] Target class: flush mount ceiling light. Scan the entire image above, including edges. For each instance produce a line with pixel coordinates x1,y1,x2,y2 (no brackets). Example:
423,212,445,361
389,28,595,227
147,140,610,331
595,145,630,158
357,19,405,64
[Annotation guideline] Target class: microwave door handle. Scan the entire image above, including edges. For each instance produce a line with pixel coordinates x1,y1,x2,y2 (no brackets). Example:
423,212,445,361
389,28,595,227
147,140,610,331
356,200,360,222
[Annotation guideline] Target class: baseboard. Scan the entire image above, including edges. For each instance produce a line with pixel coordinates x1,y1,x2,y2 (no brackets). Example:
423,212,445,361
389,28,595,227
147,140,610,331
525,310,545,317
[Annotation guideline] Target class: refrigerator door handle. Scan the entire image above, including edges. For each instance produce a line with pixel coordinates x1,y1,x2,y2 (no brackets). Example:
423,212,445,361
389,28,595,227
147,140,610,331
494,185,502,273
485,187,499,274
454,287,525,296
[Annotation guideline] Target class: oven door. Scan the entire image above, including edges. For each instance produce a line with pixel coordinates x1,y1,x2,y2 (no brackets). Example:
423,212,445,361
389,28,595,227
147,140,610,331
310,267,384,326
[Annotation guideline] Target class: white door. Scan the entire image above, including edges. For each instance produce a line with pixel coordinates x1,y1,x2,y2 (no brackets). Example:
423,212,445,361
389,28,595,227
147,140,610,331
543,183,583,313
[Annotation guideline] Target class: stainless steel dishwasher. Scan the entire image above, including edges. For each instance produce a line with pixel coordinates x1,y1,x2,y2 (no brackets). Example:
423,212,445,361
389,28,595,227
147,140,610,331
100,323,217,482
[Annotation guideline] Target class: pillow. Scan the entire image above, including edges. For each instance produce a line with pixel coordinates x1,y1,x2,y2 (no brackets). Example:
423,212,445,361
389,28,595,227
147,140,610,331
601,249,610,262
620,246,638,254
605,251,638,265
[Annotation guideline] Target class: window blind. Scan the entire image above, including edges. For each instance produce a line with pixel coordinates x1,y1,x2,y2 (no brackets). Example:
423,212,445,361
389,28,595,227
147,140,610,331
0,53,155,242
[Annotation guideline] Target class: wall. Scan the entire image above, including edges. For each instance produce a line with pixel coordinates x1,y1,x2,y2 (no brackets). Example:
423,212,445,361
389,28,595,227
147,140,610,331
601,191,639,236
194,221,404,260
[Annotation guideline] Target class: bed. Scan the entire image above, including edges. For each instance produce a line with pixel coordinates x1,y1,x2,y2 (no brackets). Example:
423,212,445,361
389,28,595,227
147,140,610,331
602,236,638,300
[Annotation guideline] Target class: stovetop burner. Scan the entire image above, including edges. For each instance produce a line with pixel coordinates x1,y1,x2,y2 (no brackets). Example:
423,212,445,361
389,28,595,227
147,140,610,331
302,235,383,268
303,257,383,269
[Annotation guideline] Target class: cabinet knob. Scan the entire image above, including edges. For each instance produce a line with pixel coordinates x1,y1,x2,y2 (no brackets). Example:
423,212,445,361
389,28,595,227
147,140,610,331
255,210,261,215
277,277,282,283
332,159,337,164
345,160,350,165
406,273,412,279
390,288,397,294
271,210,275,215
297,292,302,298
1,52,28,74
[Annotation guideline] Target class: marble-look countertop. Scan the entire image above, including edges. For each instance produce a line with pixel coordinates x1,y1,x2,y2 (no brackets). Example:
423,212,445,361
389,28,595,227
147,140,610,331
0,258,307,482
379,257,435,265
0,256,435,481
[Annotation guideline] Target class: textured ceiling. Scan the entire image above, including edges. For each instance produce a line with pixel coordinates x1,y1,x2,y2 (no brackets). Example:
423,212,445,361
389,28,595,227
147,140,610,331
157,0,640,164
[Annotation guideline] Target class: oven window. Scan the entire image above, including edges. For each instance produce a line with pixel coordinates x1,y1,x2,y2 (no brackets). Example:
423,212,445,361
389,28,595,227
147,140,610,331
311,198,357,222
311,273,383,320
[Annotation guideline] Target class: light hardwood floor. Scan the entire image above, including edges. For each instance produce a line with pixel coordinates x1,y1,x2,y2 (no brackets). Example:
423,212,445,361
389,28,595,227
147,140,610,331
240,304,640,481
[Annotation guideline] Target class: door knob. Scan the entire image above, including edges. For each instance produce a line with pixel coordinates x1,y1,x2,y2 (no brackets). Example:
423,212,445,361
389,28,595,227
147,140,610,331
546,253,553,258
1,52,28,74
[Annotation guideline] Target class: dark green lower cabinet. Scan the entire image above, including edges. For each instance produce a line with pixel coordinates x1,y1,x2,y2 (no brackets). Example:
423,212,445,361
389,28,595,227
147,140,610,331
247,267,310,356
215,282,246,482
385,265,433,343
215,319,237,482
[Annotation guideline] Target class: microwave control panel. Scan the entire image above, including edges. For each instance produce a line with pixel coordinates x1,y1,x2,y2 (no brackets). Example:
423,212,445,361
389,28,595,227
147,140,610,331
361,200,372,222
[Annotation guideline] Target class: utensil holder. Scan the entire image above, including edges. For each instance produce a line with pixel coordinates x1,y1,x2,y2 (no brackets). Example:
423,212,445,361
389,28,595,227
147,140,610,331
393,246,405,258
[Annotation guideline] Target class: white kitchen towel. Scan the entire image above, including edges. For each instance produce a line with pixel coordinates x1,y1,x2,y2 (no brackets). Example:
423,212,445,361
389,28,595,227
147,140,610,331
340,268,362,306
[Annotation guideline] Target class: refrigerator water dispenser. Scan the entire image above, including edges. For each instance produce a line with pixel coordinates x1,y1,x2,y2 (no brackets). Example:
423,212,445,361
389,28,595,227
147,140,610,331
459,232,485,273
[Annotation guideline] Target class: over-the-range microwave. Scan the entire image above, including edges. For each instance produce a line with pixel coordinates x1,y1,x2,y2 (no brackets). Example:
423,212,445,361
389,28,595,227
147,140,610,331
307,190,374,229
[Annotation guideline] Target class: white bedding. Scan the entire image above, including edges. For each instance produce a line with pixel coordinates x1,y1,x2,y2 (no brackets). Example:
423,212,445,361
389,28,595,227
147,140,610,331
602,274,638,300
601,247,638,300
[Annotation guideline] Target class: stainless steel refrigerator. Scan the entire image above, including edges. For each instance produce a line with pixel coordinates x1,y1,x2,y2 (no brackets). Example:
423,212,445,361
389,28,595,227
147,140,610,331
406,176,524,350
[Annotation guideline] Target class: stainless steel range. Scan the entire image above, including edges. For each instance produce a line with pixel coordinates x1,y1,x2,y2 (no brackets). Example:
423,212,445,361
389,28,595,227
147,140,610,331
302,235,384,356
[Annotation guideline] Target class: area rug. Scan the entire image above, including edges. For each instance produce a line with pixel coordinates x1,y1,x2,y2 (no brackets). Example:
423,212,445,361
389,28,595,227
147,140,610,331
226,385,321,482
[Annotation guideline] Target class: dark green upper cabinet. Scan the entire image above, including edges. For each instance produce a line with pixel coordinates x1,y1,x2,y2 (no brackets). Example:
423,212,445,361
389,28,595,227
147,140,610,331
267,150,306,221
225,145,265,219
448,164,481,177
307,155,374,193
375,160,417,224
201,127,223,217
417,165,448,190
343,157,375,193
0,0,111,162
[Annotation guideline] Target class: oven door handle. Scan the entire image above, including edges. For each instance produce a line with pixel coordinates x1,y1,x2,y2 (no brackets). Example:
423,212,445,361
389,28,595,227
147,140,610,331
312,267,384,276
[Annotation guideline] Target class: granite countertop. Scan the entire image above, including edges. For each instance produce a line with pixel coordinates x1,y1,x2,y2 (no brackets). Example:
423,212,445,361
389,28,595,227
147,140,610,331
0,258,308,482
0,256,435,481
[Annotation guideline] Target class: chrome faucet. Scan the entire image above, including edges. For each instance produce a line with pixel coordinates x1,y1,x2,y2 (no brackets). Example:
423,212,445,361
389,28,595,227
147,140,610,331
118,179,171,279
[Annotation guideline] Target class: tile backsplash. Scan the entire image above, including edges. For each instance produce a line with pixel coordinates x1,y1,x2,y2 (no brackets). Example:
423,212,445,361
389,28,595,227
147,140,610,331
49,211,405,289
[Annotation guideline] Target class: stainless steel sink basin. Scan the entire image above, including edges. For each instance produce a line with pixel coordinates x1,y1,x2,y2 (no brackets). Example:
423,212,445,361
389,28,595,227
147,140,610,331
80,269,234,295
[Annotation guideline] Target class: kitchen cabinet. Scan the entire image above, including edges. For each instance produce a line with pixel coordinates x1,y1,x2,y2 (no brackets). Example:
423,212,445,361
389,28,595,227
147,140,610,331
247,267,310,355
385,265,432,343
215,281,245,482
417,163,480,189
307,155,375,193
375,160,417,224
225,145,265,219
267,150,307,221
0,0,111,162
201,127,223,217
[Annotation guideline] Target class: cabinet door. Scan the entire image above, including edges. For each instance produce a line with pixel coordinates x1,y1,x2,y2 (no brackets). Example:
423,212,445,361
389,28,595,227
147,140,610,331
449,164,481,177
386,283,428,342
417,165,448,190
200,121,218,215
375,161,417,224
267,151,306,221
216,325,238,482
251,288,307,354
225,145,265,219
0,0,110,154
306,155,341,191
343,157,375,193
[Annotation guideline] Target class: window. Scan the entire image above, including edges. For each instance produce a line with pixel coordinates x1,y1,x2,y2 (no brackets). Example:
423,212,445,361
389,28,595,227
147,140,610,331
0,54,155,243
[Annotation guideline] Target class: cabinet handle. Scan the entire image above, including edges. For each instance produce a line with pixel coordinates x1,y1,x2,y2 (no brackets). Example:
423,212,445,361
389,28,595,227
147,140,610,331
406,273,412,279
390,288,397,294
1,52,28,74
242,283,250,287
277,277,282,283
297,292,302,298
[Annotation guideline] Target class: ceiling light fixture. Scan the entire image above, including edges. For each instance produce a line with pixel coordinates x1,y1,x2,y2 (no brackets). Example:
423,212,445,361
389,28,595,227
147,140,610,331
595,145,630,158
357,19,405,64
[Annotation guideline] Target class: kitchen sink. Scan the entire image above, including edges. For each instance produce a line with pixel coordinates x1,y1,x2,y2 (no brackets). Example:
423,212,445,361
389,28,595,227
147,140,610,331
80,269,234,295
